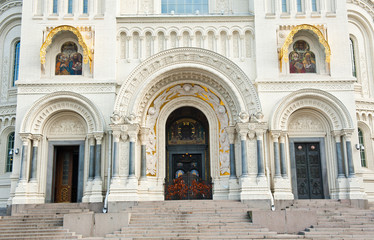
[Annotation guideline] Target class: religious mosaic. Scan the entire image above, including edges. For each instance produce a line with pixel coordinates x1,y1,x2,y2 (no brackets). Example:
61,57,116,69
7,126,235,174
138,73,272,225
289,40,316,73
55,42,83,75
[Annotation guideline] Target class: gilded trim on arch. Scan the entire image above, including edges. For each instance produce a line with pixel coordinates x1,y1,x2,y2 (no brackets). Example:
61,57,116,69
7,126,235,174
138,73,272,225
279,24,331,65
40,25,92,66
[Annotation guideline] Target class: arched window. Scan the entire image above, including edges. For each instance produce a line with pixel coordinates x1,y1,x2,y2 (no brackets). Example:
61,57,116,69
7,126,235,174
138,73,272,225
289,40,316,74
68,0,73,14
311,0,317,12
282,0,288,13
358,128,366,167
12,41,20,86
6,132,15,172
83,0,88,14
53,0,58,14
161,0,208,14
350,38,357,77
55,42,83,75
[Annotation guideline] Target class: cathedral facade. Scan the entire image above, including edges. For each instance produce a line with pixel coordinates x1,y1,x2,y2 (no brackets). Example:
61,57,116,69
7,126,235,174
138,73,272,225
0,0,374,207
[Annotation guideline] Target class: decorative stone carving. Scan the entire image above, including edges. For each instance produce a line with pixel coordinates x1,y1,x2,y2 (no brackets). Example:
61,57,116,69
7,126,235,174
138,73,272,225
49,117,86,136
288,115,324,132
0,0,22,14
145,84,230,176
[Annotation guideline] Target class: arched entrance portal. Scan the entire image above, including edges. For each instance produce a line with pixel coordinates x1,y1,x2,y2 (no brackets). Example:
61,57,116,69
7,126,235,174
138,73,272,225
165,107,212,200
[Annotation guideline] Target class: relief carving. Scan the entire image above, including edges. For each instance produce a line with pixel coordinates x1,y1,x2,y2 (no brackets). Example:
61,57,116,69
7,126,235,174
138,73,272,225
288,115,324,132
49,117,86,136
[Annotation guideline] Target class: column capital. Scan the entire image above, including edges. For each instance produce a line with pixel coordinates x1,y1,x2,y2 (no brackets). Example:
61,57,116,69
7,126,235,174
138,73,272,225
94,132,104,144
342,129,354,141
127,124,140,142
279,132,287,143
140,127,150,145
31,134,43,147
225,126,236,144
19,133,32,144
271,130,281,142
235,123,249,141
331,130,342,142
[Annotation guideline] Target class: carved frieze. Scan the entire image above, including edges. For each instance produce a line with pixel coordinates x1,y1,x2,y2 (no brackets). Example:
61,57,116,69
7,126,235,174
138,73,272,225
49,116,86,136
289,115,324,132
17,83,115,94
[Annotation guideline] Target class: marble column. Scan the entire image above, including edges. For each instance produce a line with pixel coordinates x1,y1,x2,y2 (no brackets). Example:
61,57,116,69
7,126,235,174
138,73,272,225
225,127,237,179
236,123,249,177
256,130,265,177
128,125,139,177
30,134,42,181
279,133,287,178
343,131,355,177
140,127,149,179
94,133,103,180
112,130,121,178
88,135,95,180
19,133,31,181
332,131,344,178
271,131,281,178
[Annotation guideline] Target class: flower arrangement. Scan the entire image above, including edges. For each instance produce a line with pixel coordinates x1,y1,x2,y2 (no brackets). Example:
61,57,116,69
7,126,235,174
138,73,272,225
165,176,212,200
165,177,189,200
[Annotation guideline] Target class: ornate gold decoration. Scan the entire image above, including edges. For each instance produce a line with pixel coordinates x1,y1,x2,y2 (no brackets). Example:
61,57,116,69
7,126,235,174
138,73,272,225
40,25,92,68
279,24,331,69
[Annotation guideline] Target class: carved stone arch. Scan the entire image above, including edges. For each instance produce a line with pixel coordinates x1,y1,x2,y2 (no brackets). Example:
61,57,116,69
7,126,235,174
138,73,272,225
288,108,331,134
142,28,156,37
180,27,193,36
270,89,353,131
217,27,229,34
206,28,218,36
192,27,205,36
21,91,104,134
44,111,88,138
137,70,236,125
166,27,180,36
117,28,130,38
229,26,243,36
129,28,142,36
114,48,261,122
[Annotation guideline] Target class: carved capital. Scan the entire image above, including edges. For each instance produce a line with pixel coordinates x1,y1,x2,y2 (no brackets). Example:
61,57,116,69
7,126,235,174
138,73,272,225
225,126,236,144
19,133,32,145
87,134,95,145
342,129,354,142
331,130,342,142
127,124,140,142
271,131,281,142
248,130,256,140
31,134,43,147
94,132,104,145
235,123,249,141
279,132,287,143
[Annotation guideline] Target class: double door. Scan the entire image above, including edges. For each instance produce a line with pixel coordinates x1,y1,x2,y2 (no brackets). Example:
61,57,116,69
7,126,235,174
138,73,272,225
295,143,324,199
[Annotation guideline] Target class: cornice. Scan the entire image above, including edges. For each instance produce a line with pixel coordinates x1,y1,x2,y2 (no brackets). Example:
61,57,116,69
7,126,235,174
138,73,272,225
0,104,16,116
116,15,254,24
17,82,116,95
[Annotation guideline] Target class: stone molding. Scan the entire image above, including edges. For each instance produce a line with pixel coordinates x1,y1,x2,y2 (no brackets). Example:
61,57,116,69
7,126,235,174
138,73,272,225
0,0,22,14
0,104,16,116
21,91,104,134
17,83,115,95
114,48,261,121
270,89,354,131
347,0,374,17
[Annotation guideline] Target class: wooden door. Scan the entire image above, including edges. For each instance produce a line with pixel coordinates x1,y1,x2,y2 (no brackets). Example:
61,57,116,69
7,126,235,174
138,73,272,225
54,146,78,203
295,143,324,199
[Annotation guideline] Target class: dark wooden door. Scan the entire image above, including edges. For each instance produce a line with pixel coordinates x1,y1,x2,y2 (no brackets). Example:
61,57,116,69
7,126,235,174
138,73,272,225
54,146,79,203
172,153,202,179
295,143,324,199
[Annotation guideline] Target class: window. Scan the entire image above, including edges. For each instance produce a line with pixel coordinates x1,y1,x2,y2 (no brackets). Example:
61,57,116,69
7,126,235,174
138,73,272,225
311,0,317,12
289,40,316,73
350,38,357,77
6,132,15,172
282,0,288,13
161,0,208,14
358,128,366,167
68,0,73,14
83,0,88,14
297,0,302,12
53,0,58,14
12,41,20,86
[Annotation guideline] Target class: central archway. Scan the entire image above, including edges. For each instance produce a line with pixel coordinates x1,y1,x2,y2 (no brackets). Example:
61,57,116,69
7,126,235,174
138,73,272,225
165,107,212,200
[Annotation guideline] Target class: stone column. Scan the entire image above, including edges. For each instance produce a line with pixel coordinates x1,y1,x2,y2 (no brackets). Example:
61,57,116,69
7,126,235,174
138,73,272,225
225,127,237,179
94,133,103,180
112,130,121,178
88,135,95,180
279,133,287,178
236,123,249,177
128,124,139,177
343,130,355,177
19,133,31,181
256,129,265,177
271,131,281,178
140,127,149,179
30,134,42,181
332,131,344,178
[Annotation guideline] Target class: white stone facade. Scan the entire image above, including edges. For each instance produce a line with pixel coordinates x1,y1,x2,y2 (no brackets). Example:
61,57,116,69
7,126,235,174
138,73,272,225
0,0,374,206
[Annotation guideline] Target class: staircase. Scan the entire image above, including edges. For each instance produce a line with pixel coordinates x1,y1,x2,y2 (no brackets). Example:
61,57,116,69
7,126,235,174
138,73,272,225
0,203,88,239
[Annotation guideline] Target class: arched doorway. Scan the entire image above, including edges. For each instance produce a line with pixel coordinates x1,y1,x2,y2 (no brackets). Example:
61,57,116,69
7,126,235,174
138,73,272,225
165,107,212,200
